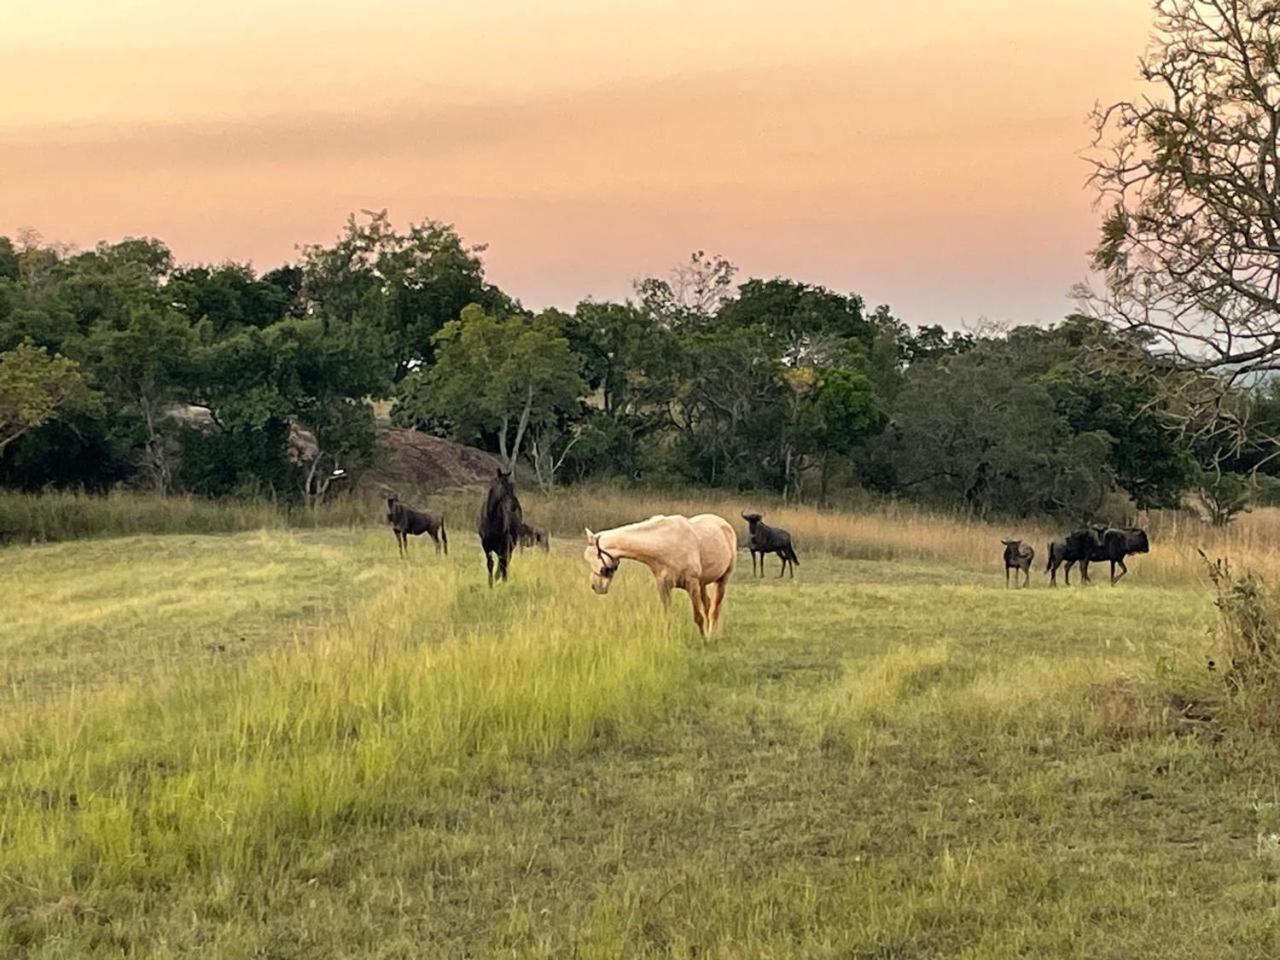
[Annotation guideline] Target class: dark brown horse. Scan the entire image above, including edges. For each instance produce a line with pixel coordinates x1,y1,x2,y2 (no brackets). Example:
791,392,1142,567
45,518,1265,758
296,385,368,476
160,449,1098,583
477,469,523,586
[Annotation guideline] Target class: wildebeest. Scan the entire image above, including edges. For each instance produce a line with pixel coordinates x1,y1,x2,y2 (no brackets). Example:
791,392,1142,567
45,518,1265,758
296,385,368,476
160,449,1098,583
1045,526,1105,586
1046,525,1148,585
741,512,799,579
517,522,550,552
1001,539,1034,588
1091,527,1150,584
477,469,523,587
386,494,448,557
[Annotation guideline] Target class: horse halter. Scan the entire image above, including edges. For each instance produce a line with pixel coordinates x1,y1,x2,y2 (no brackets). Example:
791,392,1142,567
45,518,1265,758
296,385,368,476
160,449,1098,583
595,544,620,578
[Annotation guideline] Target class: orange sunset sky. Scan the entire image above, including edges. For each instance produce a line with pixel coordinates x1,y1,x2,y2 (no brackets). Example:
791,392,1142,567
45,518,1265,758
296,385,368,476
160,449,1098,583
2,1,1154,327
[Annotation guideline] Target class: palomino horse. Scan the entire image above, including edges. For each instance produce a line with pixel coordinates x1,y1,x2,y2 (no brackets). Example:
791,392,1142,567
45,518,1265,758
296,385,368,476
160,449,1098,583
582,514,736,639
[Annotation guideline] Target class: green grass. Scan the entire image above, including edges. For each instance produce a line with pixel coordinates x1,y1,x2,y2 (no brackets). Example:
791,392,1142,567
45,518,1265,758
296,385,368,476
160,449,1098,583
0,532,393,707
3,520,1278,958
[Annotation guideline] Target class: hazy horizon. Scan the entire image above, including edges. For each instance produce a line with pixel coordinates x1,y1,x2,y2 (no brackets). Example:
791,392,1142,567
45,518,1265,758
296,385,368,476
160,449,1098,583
2,1,1154,327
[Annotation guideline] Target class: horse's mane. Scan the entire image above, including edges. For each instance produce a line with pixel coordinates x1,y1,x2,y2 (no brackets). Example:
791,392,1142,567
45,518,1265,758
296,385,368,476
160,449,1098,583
610,515,674,534
481,482,505,520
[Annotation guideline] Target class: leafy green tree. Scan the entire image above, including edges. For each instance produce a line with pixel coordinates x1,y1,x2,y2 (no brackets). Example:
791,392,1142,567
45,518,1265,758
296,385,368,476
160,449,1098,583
885,350,1113,518
0,340,96,457
300,211,513,380
57,239,172,333
0,237,18,282
670,324,819,488
395,306,586,476
561,299,688,478
812,368,887,496
85,308,196,493
1042,362,1195,509
717,279,879,367
169,264,291,334
195,317,384,506
176,418,294,499
900,324,975,366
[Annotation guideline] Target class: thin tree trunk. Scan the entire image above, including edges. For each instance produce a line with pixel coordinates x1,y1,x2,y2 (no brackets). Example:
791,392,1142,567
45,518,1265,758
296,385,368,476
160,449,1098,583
139,389,170,496
0,426,31,457
508,384,534,471
498,415,511,469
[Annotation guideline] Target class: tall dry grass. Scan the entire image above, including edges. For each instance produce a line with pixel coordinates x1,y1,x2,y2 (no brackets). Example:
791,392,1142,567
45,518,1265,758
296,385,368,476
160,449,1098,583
523,485,1280,586
6,482,1280,585
0,489,367,543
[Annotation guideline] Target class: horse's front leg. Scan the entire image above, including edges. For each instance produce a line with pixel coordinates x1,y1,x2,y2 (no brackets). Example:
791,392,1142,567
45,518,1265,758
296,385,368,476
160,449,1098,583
485,551,495,588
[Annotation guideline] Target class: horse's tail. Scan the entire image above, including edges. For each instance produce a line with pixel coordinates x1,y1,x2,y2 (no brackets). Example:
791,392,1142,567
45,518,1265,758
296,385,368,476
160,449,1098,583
440,516,448,555
787,546,799,565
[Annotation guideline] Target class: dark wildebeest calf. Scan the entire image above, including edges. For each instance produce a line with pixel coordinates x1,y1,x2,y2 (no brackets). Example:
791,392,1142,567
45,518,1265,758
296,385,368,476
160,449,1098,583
386,494,448,557
1001,539,1034,588
477,469,523,587
741,512,799,579
517,522,550,552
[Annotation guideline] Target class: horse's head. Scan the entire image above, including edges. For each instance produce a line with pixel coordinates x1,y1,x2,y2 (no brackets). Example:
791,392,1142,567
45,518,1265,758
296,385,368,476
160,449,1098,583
583,528,619,595
741,512,763,527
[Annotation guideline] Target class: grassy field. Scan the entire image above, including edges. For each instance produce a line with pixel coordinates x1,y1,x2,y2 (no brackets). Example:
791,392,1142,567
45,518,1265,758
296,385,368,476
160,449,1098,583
2,494,1278,957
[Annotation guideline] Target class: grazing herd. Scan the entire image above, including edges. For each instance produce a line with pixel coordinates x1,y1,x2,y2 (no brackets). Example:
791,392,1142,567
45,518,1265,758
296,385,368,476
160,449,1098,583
386,470,1152,635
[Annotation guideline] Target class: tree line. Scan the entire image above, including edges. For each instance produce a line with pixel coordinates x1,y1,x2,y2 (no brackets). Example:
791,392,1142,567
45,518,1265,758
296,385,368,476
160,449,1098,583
3,209,1275,523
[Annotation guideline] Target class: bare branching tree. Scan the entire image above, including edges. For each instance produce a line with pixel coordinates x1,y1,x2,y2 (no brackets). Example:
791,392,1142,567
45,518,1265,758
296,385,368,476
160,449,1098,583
1084,0,1280,455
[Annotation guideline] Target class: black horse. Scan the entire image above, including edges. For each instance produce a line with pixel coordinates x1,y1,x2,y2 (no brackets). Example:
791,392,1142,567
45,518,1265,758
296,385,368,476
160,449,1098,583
477,469,523,587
